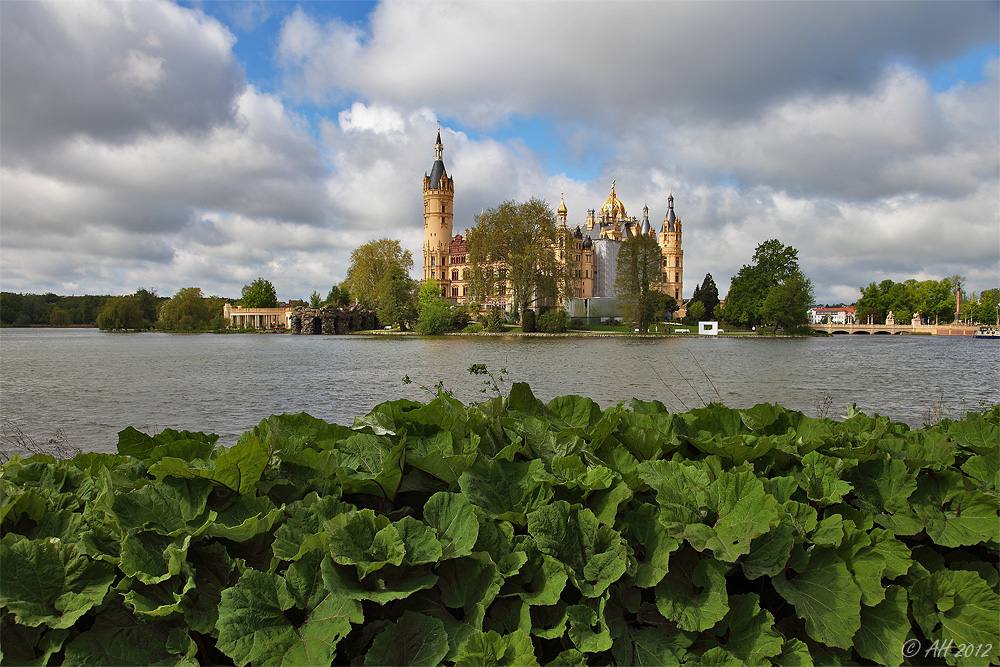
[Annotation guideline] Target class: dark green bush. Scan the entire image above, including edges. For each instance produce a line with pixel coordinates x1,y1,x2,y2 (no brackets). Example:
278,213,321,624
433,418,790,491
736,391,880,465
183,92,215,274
538,308,568,333
521,308,536,332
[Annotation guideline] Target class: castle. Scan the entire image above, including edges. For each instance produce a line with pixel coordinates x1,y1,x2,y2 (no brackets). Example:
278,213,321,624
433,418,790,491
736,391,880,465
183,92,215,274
422,131,684,313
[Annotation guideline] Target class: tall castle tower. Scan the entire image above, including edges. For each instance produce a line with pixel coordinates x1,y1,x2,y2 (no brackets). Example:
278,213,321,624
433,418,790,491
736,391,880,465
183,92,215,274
423,129,454,283
658,192,683,302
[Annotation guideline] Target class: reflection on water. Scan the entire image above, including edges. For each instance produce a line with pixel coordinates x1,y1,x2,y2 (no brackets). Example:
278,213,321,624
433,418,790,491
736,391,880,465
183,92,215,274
2,328,997,453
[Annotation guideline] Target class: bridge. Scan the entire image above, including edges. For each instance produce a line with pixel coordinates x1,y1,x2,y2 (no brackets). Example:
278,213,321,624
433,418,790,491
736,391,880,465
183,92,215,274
810,322,980,336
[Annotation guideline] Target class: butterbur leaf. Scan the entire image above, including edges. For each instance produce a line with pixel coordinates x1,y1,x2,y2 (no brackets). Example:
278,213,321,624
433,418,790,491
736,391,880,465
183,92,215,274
119,532,191,585
364,611,449,667
655,548,729,632
611,625,692,666
335,432,405,499
423,491,478,560
0,537,115,629
693,469,781,562
919,489,1000,547
111,476,213,536
394,516,444,565
63,599,197,666
437,554,503,612
772,548,862,649
216,554,363,667
454,629,539,667
206,494,283,542
321,557,438,603
715,593,783,665
566,602,613,653
527,501,627,597
910,569,1000,667
742,524,795,580
619,503,679,587
854,585,909,667
326,509,406,579
272,493,355,561
796,451,853,506
459,456,552,525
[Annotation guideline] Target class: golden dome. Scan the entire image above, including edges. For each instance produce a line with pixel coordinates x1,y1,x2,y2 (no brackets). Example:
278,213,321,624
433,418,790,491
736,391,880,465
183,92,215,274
558,190,567,214
601,180,626,219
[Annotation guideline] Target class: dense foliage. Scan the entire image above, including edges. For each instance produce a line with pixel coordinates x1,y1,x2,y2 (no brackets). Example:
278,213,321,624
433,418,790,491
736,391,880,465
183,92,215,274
345,239,414,307
96,296,151,331
240,278,279,309
1,290,165,327
723,239,807,329
468,199,574,315
856,279,962,325
2,387,998,666
614,232,662,332
158,287,225,332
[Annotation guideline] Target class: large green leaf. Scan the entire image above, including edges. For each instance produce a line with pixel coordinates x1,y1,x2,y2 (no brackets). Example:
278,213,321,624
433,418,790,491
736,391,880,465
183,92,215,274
453,629,539,667
326,509,406,579
772,547,862,649
216,554,363,666
111,477,214,536
714,593,783,665
527,500,627,597
272,493,355,561
853,585,909,667
0,537,114,629
654,548,729,632
910,569,1000,667
334,432,405,499
459,456,552,525
423,491,479,560
62,599,197,666
364,611,450,667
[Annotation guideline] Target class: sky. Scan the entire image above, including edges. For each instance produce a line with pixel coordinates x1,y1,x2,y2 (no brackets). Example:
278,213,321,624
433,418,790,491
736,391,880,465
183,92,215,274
1,1,998,305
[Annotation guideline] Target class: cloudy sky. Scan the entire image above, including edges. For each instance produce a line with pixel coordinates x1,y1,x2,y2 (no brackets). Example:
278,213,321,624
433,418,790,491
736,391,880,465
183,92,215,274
1,1,997,304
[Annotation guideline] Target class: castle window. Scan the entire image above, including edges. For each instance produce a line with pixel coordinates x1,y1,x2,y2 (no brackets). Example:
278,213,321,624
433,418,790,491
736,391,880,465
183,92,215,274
441,204,446,213
585,270,589,278
452,270,458,281
431,270,436,279
675,273,680,283
452,286,458,297
441,217,445,226
430,257,435,266
675,258,680,267
462,286,467,296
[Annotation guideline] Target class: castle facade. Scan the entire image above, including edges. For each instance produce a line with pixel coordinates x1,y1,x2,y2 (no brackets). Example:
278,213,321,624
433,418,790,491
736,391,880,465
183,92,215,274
421,132,684,311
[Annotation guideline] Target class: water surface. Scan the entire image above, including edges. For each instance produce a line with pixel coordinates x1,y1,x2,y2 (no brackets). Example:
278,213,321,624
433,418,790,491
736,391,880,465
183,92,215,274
1,328,997,454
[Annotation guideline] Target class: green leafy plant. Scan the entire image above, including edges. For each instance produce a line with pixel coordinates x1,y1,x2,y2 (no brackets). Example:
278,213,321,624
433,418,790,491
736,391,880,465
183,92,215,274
2,390,997,666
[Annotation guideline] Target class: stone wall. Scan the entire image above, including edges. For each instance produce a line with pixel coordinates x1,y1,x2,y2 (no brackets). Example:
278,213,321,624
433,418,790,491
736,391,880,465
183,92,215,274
288,305,379,334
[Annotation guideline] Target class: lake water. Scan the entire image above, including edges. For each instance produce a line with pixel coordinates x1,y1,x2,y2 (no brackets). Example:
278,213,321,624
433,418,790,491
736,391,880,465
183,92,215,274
1,328,997,455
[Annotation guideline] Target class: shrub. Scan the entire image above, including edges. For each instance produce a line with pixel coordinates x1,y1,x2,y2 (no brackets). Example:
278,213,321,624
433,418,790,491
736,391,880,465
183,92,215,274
538,308,568,333
484,307,505,332
462,323,483,333
521,308,536,332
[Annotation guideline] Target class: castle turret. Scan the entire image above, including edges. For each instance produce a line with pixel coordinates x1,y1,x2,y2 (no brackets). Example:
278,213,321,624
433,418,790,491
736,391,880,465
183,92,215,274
658,191,683,302
423,129,454,284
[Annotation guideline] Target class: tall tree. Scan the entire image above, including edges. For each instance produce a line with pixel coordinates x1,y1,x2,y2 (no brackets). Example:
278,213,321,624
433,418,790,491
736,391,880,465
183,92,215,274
468,198,572,316
97,296,147,331
723,239,802,328
241,277,278,308
614,231,662,332
377,267,416,329
159,287,215,331
415,279,452,335
760,269,814,333
325,283,352,308
690,274,720,319
133,288,160,325
345,239,414,306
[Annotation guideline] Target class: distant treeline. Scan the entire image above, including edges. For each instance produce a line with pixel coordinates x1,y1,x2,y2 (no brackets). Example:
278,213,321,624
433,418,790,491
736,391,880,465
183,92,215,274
0,289,228,331
0,292,134,327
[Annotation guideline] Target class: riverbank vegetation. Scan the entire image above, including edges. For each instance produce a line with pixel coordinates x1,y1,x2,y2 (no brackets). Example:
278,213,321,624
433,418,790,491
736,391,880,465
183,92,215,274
2,378,997,666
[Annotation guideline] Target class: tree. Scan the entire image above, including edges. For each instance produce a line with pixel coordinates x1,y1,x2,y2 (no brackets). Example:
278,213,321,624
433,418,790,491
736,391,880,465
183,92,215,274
468,199,573,315
416,279,452,335
646,290,679,323
133,288,160,325
345,239,413,306
723,239,802,328
690,274,720,320
49,306,71,327
686,300,706,323
241,278,278,308
538,309,568,333
614,231,661,332
159,287,215,331
325,283,352,308
760,269,814,333
377,267,416,329
97,296,147,331
969,288,999,325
